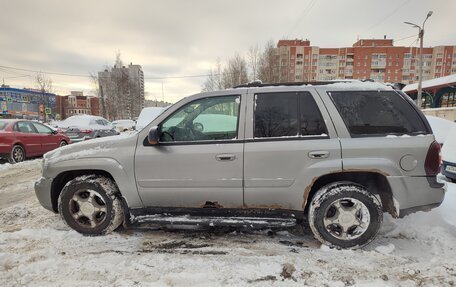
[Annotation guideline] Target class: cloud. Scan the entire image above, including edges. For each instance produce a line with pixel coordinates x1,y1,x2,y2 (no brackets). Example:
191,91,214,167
1,0,455,102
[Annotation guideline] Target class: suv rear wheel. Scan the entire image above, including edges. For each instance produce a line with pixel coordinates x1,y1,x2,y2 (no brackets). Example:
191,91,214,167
308,182,382,249
58,175,124,235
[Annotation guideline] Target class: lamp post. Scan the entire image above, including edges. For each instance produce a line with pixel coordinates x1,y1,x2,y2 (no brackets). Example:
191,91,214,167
405,11,433,109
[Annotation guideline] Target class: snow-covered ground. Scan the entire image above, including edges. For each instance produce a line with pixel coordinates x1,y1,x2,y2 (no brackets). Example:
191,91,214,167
0,160,455,286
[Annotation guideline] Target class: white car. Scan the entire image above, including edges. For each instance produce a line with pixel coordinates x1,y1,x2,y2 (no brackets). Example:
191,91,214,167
425,115,455,145
135,107,166,131
56,115,118,142
425,115,456,182
112,119,136,132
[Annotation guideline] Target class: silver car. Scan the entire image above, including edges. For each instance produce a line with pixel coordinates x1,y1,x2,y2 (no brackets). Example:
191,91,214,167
35,81,446,249
57,115,118,143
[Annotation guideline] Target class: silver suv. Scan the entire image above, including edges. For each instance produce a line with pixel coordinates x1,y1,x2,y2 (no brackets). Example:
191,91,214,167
35,81,446,249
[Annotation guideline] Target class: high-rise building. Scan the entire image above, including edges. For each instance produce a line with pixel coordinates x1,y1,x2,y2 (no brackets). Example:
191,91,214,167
98,63,144,120
273,39,456,84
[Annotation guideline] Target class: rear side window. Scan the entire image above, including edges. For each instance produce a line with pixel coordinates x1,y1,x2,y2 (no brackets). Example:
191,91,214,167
329,91,428,137
254,92,327,138
0,121,7,130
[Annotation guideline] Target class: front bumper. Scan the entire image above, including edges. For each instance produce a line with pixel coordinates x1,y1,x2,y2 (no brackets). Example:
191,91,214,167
34,177,55,212
442,160,456,181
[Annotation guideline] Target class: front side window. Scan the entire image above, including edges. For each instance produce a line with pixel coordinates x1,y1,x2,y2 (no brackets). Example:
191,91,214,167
329,91,428,136
254,92,327,138
160,95,240,142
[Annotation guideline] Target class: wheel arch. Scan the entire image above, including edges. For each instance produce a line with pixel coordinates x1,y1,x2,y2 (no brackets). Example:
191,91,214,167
304,171,398,218
51,169,116,212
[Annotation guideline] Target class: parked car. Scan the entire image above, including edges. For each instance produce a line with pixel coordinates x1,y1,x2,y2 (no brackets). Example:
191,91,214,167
35,81,446,249
0,119,70,163
441,125,456,183
135,107,166,130
112,119,136,132
56,115,118,143
425,115,455,146
425,115,456,182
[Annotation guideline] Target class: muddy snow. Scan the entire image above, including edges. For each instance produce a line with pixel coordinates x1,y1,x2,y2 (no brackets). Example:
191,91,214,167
1,160,455,286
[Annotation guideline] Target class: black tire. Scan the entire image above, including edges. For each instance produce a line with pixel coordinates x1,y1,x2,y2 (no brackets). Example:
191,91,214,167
308,182,382,249
59,140,68,147
58,175,124,235
9,145,25,164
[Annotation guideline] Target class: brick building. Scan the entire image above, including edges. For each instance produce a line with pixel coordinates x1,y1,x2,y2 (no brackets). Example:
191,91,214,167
56,91,100,120
273,38,456,84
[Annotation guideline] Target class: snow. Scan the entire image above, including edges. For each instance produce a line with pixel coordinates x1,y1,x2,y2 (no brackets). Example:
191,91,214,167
402,74,456,92
1,161,456,286
425,115,456,144
442,125,456,163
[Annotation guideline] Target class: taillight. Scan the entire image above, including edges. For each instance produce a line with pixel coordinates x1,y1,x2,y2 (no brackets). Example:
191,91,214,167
80,129,93,134
424,141,441,176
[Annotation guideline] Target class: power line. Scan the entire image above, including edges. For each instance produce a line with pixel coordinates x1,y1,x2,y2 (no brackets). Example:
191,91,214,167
394,34,418,43
288,0,319,37
0,64,214,80
362,0,412,33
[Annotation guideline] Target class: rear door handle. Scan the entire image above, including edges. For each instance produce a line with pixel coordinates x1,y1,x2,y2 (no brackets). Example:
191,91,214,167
216,154,236,161
308,151,330,159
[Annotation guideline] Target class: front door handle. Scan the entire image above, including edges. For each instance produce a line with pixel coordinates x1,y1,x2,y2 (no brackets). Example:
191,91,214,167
308,151,330,159
216,154,236,161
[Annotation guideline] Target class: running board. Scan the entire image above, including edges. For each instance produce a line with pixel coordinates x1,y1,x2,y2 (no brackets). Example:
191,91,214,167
131,214,297,229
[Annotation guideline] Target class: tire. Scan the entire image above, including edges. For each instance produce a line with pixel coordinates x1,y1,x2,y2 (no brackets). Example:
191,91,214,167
59,140,68,147
9,145,25,164
308,182,382,249
58,175,124,235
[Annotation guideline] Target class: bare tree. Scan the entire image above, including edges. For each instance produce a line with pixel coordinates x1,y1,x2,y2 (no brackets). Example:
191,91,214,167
247,44,260,81
258,40,279,84
222,53,248,88
202,58,224,92
35,72,53,94
35,72,53,121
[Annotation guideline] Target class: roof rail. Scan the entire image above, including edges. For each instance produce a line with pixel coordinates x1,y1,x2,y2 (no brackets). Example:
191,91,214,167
233,80,360,88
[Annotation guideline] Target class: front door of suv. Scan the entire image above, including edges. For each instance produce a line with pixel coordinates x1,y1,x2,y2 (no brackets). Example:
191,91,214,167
135,94,245,208
243,89,342,211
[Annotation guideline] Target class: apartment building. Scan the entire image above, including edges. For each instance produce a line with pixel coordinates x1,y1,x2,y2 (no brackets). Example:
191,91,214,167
56,91,100,120
98,63,145,120
274,38,456,84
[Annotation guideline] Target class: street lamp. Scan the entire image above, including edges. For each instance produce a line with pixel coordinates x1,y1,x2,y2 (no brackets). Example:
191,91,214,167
405,11,433,109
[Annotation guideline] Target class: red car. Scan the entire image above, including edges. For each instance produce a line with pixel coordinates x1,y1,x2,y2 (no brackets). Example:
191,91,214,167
0,119,71,163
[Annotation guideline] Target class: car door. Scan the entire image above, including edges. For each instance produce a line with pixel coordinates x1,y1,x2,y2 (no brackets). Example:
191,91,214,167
31,122,59,154
243,88,342,211
14,121,42,157
135,94,245,208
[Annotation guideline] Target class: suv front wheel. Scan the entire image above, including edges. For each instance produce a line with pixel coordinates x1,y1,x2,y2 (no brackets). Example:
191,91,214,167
58,175,124,235
308,182,382,249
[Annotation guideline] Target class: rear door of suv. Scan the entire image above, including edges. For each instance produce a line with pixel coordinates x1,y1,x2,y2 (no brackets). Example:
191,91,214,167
243,87,342,210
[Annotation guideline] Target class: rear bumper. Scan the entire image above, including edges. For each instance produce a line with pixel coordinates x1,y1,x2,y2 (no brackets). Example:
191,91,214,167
442,160,456,180
34,177,55,212
387,175,446,217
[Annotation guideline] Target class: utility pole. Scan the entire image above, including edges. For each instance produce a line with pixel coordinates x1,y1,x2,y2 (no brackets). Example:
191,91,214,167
405,11,433,109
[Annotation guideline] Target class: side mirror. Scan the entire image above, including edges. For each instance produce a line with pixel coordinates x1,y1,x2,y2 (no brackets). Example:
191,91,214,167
52,130,58,135
148,126,160,145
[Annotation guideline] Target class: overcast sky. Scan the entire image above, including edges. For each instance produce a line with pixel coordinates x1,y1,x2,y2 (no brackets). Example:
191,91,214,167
1,0,455,103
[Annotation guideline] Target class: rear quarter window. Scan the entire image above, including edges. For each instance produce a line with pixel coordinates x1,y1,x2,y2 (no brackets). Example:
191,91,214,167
329,90,428,137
